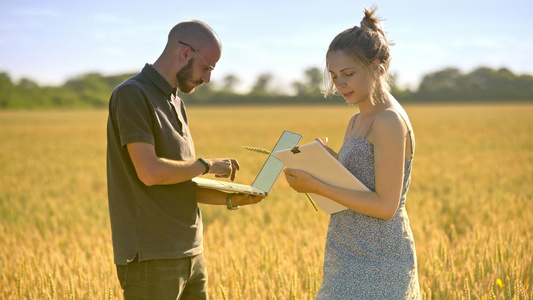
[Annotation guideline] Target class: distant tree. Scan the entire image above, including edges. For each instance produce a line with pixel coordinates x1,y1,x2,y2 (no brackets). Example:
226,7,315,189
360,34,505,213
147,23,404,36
389,73,412,101
419,68,462,92
221,74,240,93
292,67,323,97
460,67,524,100
468,67,493,89
304,67,322,95
292,81,306,96
102,73,137,89
63,73,111,107
249,73,274,96
64,73,104,91
413,66,533,101
493,68,516,98
1,65,532,109
192,82,216,100
515,74,533,99
0,72,13,108
18,78,39,89
416,67,463,101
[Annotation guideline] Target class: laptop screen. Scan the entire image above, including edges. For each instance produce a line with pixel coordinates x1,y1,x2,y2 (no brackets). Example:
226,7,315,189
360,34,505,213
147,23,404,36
252,131,302,192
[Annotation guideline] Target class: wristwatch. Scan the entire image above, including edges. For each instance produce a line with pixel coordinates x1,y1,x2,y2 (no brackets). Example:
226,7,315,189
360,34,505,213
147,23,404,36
197,157,209,175
226,193,239,210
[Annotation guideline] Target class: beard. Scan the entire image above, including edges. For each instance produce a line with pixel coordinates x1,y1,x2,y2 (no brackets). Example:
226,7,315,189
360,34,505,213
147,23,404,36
176,58,204,94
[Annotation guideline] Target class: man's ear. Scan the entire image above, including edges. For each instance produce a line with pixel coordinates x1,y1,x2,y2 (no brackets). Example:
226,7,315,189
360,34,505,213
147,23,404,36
179,46,191,61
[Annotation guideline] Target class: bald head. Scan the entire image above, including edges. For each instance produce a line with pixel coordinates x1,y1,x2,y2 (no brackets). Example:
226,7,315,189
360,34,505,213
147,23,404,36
166,20,221,53
153,20,221,90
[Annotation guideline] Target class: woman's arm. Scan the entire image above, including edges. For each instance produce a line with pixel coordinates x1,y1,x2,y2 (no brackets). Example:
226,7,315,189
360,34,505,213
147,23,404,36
284,110,408,220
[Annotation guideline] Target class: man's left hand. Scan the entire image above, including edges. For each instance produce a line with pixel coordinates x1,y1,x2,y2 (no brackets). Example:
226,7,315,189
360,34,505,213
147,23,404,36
232,194,265,206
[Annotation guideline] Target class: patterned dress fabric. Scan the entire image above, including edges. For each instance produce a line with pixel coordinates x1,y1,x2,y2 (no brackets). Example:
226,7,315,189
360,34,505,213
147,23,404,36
316,112,421,299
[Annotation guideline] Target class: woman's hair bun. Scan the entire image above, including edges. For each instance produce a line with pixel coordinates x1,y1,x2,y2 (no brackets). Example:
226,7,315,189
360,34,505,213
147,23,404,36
324,5,394,101
360,6,385,38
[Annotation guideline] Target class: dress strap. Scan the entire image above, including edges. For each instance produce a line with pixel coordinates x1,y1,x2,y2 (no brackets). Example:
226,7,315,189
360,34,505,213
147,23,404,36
351,113,360,130
353,110,414,156
394,111,415,157
365,121,374,137
352,113,375,137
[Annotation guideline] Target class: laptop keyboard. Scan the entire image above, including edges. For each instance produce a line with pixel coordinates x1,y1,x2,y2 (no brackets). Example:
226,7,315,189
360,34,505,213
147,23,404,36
217,181,255,193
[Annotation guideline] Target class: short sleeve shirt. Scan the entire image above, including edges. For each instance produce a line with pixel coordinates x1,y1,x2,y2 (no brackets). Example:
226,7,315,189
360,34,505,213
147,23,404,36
106,64,202,265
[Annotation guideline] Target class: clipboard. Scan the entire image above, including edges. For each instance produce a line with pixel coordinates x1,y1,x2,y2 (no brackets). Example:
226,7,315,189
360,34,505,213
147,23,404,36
274,141,370,214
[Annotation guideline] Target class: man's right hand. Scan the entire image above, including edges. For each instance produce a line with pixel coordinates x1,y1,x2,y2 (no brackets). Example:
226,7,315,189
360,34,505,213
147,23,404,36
206,158,240,181
128,142,242,186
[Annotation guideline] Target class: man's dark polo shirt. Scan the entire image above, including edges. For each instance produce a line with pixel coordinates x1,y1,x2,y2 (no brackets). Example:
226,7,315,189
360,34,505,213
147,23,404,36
106,64,202,265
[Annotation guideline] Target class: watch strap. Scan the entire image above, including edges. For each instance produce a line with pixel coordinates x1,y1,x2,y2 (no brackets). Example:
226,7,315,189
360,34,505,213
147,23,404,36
226,193,239,210
198,158,209,175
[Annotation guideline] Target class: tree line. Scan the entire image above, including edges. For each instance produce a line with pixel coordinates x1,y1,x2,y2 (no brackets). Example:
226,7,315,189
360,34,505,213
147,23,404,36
0,66,532,109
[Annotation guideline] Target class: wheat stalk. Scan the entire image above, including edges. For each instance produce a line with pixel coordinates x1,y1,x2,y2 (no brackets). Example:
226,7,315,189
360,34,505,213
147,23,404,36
244,145,318,212
244,146,271,155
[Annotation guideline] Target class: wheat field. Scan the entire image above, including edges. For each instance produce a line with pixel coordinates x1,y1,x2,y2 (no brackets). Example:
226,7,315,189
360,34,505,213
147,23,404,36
1,104,532,299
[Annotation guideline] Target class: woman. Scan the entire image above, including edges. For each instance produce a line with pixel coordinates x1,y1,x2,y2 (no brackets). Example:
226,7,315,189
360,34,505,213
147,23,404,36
283,6,421,299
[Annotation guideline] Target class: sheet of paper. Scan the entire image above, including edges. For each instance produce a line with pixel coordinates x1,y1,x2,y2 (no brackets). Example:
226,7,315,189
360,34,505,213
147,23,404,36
275,141,370,214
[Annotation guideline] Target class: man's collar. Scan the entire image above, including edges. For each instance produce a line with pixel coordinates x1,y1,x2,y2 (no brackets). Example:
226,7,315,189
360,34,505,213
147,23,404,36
142,64,175,98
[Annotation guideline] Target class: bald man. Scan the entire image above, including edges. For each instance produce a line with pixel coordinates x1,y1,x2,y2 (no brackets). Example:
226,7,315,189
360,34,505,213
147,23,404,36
106,20,264,299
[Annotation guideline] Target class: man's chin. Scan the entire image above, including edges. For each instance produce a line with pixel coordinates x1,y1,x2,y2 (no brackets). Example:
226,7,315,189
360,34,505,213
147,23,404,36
183,87,195,94
178,84,195,94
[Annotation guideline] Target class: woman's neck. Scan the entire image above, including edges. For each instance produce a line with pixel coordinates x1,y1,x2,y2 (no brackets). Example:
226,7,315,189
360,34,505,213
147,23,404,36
358,91,392,117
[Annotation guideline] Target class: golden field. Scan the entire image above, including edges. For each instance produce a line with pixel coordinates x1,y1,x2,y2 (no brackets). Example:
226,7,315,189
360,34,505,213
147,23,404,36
1,104,532,299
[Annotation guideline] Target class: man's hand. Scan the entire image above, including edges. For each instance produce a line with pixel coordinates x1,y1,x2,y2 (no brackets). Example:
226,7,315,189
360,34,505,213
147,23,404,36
231,193,265,206
207,158,240,181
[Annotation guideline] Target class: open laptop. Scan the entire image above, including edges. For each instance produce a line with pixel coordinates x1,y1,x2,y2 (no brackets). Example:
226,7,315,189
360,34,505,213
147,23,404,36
192,130,302,195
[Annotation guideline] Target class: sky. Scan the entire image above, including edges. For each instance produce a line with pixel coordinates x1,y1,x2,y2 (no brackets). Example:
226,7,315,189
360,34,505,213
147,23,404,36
1,0,532,93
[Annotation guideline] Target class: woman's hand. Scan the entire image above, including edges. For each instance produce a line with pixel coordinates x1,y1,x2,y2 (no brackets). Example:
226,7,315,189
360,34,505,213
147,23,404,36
316,137,338,159
283,168,319,194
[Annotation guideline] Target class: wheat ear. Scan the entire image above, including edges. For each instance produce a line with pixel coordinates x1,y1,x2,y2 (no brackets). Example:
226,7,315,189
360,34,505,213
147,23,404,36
244,146,271,155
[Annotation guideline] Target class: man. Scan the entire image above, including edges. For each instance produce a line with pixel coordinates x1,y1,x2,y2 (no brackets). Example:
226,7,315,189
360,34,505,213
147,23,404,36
106,20,264,299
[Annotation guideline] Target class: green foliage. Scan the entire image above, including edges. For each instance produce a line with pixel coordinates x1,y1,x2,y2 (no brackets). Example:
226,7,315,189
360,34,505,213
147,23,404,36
0,71,135,109
0,66,532,109
414,67,533,102
292,67,323,97
0,72,14,108
250,73,276,96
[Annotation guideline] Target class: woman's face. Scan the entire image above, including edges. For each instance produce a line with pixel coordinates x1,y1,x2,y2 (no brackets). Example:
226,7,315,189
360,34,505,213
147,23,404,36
327,50,372,105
